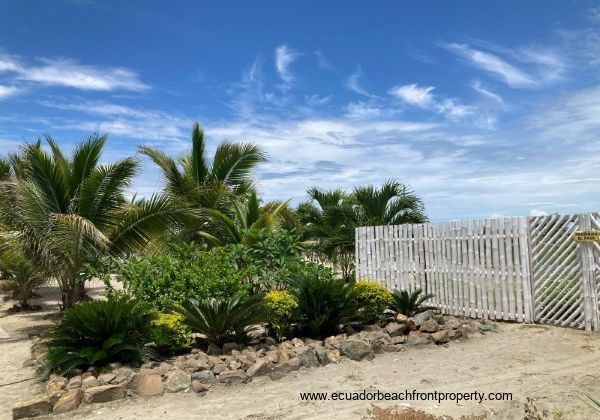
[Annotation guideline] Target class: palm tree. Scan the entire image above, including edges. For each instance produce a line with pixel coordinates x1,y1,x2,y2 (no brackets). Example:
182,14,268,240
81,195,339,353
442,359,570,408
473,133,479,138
353,180,426,225
0,134,196,308
202,190,292,245
139,122,266,214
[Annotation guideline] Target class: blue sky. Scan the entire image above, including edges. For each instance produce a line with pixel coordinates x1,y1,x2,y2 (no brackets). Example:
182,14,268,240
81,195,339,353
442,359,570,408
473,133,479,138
1,0,599,221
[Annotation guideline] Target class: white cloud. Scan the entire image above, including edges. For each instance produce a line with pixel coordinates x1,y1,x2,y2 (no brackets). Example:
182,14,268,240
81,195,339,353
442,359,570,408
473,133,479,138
530,209,548,216
275,45,299,83
472,80,504,104
0,52,148,92
434,98,474,119
0,85,20,99
389,83,435,107
345,102,384,119
445,43,537,88
346,66,374,97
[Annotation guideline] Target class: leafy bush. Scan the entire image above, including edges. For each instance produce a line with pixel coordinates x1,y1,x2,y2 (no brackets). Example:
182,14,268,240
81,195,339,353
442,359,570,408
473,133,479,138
178,295,266,345
263,290,300,341
42,297,154,376
389,288,435,317
150,312,194,354
285,265,363,338
115,249,248,311
354,280,392,324
224,229,305,292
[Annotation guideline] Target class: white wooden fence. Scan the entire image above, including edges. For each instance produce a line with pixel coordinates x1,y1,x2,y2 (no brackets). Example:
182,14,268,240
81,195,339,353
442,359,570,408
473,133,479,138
355,213,600,331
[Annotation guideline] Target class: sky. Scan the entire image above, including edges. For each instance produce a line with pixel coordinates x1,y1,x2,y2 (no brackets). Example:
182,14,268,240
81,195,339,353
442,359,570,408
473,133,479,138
0,0,599,221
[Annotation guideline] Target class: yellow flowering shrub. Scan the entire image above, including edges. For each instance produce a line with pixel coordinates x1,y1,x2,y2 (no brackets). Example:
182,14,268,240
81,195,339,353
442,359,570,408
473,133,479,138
263,290,300,341
354,279,392,323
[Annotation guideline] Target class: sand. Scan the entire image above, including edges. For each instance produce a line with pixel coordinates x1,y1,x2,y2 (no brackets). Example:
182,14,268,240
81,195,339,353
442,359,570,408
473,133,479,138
2,285,600,420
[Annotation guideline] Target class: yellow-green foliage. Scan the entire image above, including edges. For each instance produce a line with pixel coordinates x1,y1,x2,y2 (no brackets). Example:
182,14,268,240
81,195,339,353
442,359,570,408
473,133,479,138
354,279,392,323
263,290,300,341
151,312,193,353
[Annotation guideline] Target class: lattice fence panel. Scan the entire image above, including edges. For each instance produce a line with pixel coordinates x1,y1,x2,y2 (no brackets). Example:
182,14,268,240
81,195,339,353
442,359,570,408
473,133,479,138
529,215,585,329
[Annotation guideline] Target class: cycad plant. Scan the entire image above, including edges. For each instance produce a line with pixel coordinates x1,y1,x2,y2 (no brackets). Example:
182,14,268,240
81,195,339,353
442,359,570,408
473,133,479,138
0,134,195,308
139,122,266,219
0,241,46,309
178,294,266,346
42,297,155,376
389,288,435,317
285,265,363,338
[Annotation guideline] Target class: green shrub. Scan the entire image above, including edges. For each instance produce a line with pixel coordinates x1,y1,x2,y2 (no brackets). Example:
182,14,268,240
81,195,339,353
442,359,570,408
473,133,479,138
389,288,435,317
178,295,267,346
354,279,392,324
115,249,248,311
263,290,300,341
150,312,194,354
42,297,154,376
285,265,363,338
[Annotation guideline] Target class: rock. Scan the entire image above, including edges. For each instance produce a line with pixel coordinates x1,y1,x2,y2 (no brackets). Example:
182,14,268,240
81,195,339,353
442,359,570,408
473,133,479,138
83,384,126,404
191,380,210,393
444,318,461,330
274,356,302,373
212,363,227,374
390,335,408,345
175,358,209,373
325,349,341,363
448,329,463,340
395,313,408,323
81,376,100,390
314,347,330,365
165,369,191,393
412,310,434,326
269,371,285,381
206,343,221,356
361,324,380,332
433,314,446,324
404,318,417,331
246,359,269,377
408,331,432,341
263,337,277,346
247,325,267,341
191,370,218,384
66,375,82,389
382,344,403,352
46,376,67,395
53,389,83,414
222,342,239,354
112,367,134,383
430,330,449,344
384,322,407,337
97,373,116,384
301,349,320,368
339,339,374,361
218,369,248,383
13,395,52,419
290,338,304,347
406,337,432,347
479,323,497,332
419,319,440,333
275,348,290,364
237,355,255,370
127,373,164,397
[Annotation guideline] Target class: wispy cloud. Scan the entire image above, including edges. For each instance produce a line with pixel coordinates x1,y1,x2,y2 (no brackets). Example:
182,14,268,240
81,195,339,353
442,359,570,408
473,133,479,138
314,50,333,70
275,45,299,83
444,43,537,88
0,85,20,99
472,80,504,104
389,83,435,107
0,51,149,92
346,66,374,97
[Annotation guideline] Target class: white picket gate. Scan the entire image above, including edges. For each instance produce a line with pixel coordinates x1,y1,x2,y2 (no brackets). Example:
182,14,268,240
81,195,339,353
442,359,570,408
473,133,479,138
355,213,600,331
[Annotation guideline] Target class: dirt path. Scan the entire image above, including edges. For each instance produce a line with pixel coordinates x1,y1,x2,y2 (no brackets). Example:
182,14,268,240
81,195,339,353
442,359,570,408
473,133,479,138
2,288,600,420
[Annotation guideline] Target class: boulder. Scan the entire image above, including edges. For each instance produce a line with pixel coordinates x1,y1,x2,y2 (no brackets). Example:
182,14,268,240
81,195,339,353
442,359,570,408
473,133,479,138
191,370,218,384
444,318,462,330
83,384,126,404
206,343,221,356
290,338,304,347
390,335,408,345
430,330,449,344
275,348,290,364
406,337,432,347
246,359,269,377
53,389,83,414
218,369,248,383
46,376,67,395
127,373,164,397
412,310,434,326
339,339,374,361
395,313,408,323
81,376,100,390
226,360,242,370
97,373,116,384
419,319,440,333
212,363,227,374
404,318,417,331
165,369,191,393
384,322,407,337
13,395,52,419
66,375,82,389
222,342,239,354
448,329,463,340
175,358,209,373
479,323,497,332
433,314,446,324
314,347,330,365
361,324,380,332
300,349,320,368
263,337,277,346
382,344,403,352
273,356,302,373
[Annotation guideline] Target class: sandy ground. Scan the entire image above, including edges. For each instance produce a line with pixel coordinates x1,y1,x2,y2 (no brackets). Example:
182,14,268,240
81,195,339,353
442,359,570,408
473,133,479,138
2,286,600,420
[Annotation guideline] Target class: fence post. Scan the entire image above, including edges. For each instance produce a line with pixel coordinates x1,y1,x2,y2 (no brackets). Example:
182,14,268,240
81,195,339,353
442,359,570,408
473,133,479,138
578,213,598,331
